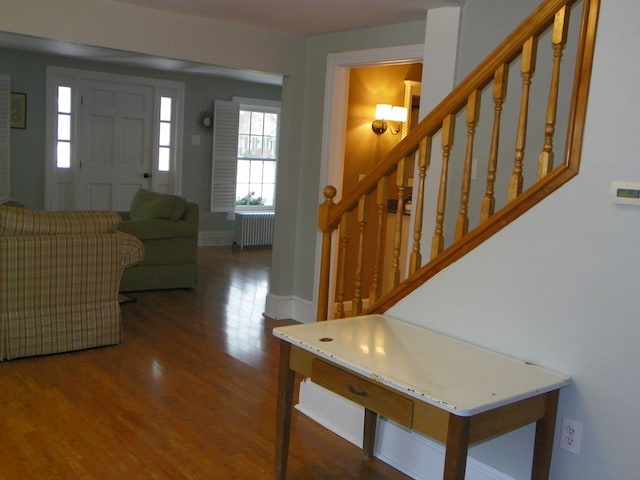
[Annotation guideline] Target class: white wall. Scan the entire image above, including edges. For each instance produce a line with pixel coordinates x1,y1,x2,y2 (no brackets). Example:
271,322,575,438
389,0,640,478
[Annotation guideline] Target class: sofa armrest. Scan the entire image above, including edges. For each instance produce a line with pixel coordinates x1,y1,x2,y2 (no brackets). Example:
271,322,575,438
118,231,145,267
182,202,199,224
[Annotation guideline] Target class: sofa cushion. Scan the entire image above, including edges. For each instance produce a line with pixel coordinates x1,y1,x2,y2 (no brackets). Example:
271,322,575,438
129,189,186,221
0,206,120,236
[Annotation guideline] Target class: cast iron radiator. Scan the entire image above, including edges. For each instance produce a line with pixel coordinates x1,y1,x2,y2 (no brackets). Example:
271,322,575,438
234,212,275,248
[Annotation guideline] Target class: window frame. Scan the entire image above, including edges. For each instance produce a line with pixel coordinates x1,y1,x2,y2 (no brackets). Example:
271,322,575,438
233,97,280,212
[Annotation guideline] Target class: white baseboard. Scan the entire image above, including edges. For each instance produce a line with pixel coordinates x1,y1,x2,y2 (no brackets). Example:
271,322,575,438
297,379,516,480
198,230,234,246
265,293,315,322
297,378,365,447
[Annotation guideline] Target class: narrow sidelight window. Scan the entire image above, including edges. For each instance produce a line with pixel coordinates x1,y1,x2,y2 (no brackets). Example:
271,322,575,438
56,86,72,169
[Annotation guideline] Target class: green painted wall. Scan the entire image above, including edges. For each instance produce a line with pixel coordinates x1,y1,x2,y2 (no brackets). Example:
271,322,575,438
0,46,281,235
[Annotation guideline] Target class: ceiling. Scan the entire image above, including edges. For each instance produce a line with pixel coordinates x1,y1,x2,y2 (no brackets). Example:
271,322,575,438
113,0,464,36
0,0,463,85
0,30,284,85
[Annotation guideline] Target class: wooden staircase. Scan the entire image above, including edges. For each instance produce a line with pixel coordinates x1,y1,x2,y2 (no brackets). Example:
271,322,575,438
316,0,600,321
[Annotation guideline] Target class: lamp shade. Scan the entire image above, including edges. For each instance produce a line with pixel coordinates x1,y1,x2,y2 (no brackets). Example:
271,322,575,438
374,104,393,120
389,106,408,122
374,104,407,122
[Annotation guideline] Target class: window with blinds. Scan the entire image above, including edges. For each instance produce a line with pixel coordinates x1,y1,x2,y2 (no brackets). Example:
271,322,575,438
236,107,278,209
210,98,280,213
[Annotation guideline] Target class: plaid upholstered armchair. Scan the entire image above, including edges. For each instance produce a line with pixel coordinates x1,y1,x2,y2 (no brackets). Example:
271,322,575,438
0,206,144,361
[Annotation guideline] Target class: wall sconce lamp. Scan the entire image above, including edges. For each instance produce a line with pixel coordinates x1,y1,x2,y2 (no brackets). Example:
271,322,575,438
371,104,408,135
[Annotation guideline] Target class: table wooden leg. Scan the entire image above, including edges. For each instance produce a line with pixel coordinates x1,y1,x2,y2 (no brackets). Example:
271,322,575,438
531,390,559,480
363,408,378,459
275,341,295,480
443,414,470,480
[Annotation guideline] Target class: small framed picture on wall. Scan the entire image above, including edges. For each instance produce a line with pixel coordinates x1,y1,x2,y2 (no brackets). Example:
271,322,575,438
11,92,26,129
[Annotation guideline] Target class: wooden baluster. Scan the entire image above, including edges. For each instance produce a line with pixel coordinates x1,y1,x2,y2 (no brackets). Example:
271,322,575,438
353,195,368,316
409,137,432,275
538,6,570,180
509,36,538,201
455,90,481,241
370,178,388,304
334,213,350,319
316,185,337,322
481,64,508,222
389,158,409,289
431,114,456,259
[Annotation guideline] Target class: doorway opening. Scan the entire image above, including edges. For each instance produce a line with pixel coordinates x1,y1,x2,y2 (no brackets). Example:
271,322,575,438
338,62,422,309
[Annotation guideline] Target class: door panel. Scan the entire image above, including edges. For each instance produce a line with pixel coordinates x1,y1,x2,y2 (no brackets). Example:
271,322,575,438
122,118,145,165
77,80,153,211
89,115,114,164
87,183,112,211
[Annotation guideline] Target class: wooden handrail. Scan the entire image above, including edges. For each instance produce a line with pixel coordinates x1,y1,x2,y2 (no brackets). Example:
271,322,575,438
317,0,600,321
324,0,586,230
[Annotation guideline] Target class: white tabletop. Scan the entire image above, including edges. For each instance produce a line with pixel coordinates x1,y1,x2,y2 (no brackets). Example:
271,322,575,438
273,314,569,416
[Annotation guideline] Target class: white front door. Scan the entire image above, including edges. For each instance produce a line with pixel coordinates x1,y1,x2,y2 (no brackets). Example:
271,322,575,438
46,67,185,212
76,79,154,211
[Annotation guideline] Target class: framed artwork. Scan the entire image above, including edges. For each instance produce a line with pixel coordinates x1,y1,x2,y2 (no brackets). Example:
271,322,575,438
11,92,26,129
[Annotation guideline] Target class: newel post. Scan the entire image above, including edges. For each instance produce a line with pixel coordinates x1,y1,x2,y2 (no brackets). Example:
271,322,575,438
317,185,337,321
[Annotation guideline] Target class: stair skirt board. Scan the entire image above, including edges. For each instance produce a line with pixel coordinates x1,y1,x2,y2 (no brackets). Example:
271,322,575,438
297,379,517,480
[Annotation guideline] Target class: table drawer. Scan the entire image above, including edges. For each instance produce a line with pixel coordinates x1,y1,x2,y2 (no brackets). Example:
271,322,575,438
311,358,413,427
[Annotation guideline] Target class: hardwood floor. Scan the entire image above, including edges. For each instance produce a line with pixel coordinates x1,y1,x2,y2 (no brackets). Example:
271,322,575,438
0,247,411,479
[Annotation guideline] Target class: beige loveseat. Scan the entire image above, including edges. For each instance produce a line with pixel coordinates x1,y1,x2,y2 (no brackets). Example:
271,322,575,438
0,206,144,361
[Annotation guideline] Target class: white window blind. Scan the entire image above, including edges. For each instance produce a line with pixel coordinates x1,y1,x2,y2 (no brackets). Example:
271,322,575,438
0,75,10,200
210,100,240,212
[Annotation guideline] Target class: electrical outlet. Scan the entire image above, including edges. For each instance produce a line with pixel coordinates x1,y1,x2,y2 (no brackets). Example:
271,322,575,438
559,417,583,455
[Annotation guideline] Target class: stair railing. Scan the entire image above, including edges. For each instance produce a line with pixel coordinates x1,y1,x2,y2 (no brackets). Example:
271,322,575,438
317,0,600,321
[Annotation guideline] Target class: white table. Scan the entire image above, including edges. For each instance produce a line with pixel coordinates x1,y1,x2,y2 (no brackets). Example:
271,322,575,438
273,314,569,480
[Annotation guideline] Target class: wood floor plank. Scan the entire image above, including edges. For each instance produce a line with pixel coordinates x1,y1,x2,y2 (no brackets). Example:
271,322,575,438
0,247,411,479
